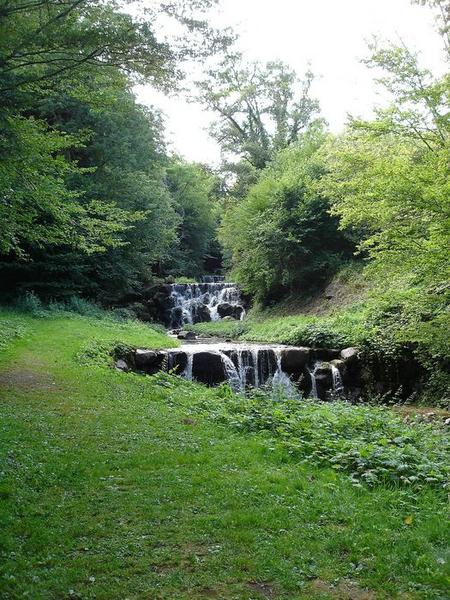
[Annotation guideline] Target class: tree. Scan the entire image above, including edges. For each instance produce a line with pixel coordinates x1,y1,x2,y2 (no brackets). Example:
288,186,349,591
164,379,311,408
197,54,321,171
164,161,217,278
0,0,229,101
0,0,234,302
318,33,450,373
220,128,354,302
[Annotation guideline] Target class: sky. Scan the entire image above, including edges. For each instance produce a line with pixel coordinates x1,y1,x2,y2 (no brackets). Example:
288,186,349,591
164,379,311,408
135,0,447,165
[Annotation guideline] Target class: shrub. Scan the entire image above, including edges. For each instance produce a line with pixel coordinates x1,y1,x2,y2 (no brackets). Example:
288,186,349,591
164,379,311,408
190,388,449,490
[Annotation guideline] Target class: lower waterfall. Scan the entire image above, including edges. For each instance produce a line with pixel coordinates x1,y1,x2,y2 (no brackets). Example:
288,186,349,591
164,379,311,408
166,342,345,397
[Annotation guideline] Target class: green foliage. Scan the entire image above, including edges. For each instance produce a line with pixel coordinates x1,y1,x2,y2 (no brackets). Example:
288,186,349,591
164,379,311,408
191,389,449,489
197,55,321,170
0,317,28,350
0,311,448,598
0,0,229,304
220,128,354,301
164,161,218,278
186,319,249,338
316,41,450,397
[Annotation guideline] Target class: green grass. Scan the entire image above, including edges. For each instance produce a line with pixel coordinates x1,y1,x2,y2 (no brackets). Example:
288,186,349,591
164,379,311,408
0,311,449,599
189,305,370,349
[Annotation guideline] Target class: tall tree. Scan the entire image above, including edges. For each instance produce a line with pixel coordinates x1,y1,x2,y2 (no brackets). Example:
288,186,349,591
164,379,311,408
197,54,321,171
220,128,354,302
164,161,217,278
0,0,230,260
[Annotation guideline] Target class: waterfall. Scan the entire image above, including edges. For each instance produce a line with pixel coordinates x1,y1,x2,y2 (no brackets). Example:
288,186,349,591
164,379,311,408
219,352,242,392
272,350,296,396
169,281,245,327
166,342,344,398
183,354,193,381
331,364,344,394
308,362,345,399
309,363,319,398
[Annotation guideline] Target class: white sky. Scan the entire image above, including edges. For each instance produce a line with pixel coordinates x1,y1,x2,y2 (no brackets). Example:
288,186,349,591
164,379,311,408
135,0,447,165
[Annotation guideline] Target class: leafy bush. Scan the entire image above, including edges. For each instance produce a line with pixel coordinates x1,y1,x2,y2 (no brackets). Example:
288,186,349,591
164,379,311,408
0,318,28,351
190,388,449,490
15,292,47,317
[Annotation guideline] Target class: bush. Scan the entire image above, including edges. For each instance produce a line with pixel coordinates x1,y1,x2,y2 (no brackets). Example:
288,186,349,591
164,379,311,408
190,388,449,490
0,318,28,350
15,292,47,317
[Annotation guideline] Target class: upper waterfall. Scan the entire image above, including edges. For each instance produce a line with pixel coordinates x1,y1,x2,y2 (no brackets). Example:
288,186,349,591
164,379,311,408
169,278,245,328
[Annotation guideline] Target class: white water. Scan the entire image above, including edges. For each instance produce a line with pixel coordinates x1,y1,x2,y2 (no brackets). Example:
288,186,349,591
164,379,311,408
331,364,344,394
309,364,319,399
183,353,193,380
272,350,297,397
308,362,345,398
167,341,345,397
169,342,294,395
170,280,245,327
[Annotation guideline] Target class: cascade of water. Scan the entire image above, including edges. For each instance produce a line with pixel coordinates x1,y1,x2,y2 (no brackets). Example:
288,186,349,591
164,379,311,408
169,281,244,327
168,342,344,398
219,352,242,392
331,364,344,394
183,354,193,381
309,363,319,398
251,348,260,388
272,350,296,396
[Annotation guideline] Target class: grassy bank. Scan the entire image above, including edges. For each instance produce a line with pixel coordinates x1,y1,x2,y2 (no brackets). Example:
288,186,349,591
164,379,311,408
0,310,449,599
188,304,368,348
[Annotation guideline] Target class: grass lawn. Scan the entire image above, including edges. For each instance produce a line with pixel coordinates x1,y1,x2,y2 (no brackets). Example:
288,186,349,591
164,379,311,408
186,308,369,349
0,311,448,599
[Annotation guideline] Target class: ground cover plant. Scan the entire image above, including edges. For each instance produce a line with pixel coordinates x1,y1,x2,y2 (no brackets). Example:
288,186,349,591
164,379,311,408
0,311,449,599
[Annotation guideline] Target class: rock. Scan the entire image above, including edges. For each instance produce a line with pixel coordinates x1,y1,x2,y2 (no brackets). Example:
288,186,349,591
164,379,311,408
192,351,227,386
135,349,158,370
177,330,196,340
314,362,333,399
330,359,346,373
296,367,314,396
312,348,341,361
192,303,211,323
222,316,236,321
280,347,310,375
167,350,188,374
340,347,359,362
147,352,167,374
217,303,244,320
170,306,184,328
115,359,129,372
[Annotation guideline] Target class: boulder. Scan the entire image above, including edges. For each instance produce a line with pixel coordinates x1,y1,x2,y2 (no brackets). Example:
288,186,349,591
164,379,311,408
115,359,129,372
192,351,227,386
167,350,188,374
280,347,310,375
330,358,346,374
222,316,236,321
217,303,244,320
314,362,333,400
296,367,314,396
192,303,211,323
135,349,158,370
312,348,341,361
135,350,166,374
170,306,184,328
177,330,196,340
340,347,359,363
